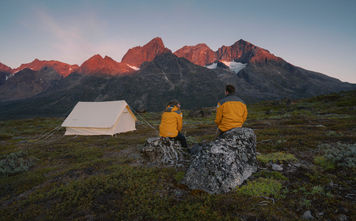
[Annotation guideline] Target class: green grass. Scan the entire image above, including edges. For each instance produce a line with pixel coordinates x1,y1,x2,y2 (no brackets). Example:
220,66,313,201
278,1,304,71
257,152,297,164
254,170,288,181
0,90,355,220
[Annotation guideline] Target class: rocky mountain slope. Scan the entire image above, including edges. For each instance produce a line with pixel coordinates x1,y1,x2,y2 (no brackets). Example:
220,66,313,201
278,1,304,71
0,62,13,86
0,53,225,118
0,67,62,101
0,51,355,119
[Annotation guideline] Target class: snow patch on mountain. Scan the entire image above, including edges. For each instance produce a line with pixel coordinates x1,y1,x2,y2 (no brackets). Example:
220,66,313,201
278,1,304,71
220,61,247,73
206,63,217,69
206,61,247,74
127,64,140,71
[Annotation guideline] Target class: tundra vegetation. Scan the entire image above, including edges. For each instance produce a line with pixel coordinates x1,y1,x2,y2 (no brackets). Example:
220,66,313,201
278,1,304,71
0,90,355,220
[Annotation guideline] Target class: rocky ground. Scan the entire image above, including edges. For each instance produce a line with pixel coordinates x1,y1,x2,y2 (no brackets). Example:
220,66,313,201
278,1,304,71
0,90,355,220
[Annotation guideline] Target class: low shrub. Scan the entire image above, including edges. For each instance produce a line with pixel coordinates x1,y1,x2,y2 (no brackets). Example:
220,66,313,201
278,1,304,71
313,156,335,170
0,151,34,176
310,185,324,195
236,178,282,198
317,143,356,168
0,132,13,140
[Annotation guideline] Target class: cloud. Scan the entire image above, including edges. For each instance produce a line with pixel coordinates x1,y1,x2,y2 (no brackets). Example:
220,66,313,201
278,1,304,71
31,8,127,65
34,9,88,63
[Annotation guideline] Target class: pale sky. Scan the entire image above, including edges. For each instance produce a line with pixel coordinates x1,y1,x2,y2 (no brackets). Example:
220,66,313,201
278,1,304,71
0,0,355,83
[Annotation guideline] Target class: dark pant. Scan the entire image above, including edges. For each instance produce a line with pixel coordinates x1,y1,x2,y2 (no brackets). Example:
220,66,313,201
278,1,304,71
175,132,188,148
217,129,225,138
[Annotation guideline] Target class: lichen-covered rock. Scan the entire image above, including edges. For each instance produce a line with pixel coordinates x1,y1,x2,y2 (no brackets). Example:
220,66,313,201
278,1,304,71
142,137,189,167
182,127,257,194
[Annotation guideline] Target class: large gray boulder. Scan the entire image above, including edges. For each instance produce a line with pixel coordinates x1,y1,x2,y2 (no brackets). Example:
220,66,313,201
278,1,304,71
142,137,189,167
182,127,257,194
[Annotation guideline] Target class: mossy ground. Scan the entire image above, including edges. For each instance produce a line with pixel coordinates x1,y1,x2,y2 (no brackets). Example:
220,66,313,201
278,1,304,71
0,90,355,220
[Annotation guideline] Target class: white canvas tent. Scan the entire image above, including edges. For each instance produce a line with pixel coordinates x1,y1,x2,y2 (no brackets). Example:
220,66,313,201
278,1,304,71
61,100,137,136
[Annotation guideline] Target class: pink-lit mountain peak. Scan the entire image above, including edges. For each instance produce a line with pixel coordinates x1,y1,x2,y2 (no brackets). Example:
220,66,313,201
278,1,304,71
217,39,282,63
146,37,165,47
174,43,217,66
175,38,282,65
0,62,13,73
4,37,285,78
13,59,78,77
121,37,171,67
79,54,134,75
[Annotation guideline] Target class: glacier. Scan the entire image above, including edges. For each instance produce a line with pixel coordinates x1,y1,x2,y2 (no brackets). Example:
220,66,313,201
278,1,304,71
206,61,247,74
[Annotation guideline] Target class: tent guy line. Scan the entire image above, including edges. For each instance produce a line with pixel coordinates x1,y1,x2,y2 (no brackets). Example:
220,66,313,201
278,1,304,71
127,104,159,135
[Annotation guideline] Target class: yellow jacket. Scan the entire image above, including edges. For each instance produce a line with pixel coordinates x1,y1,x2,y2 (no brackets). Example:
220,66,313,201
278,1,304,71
215,94,248,132
159,105,183,137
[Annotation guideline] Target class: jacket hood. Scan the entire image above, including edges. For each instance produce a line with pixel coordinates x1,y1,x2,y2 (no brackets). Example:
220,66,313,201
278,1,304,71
165,105,179,112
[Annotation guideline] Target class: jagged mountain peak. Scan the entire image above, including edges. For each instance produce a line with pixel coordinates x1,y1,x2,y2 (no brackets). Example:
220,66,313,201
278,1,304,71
121,37,171,67
86,54,104,61
0,62,13,73
235,39,252,45
181,43,213,51
174,39,283,66
174,43,217,66
79,54,134,75
216,39,282,64
146,37,165,47
13,59,78,77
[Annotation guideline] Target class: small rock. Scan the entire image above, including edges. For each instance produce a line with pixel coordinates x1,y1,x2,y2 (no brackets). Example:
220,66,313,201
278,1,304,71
328,181,334,187
293,162,302,168
338,207,349,214
335,207,349,214
302,210,314,220
338,214,348,221
84,214,95,221
189,144,202,155
272,163,283,171
174,189,184,198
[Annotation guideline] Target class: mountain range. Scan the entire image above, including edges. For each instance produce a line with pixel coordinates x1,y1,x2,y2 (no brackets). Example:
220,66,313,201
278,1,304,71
0,38,283,77
0,37,355,119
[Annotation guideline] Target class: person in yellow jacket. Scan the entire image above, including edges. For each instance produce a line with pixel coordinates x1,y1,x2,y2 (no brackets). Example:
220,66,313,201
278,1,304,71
215,85,248,136
159,100,187,147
